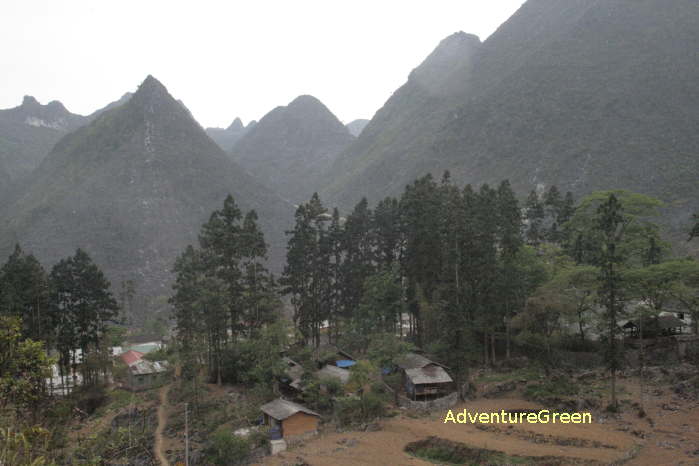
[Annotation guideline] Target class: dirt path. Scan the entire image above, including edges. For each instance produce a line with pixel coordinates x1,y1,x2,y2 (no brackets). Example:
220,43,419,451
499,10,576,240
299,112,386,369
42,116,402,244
155,384,171,466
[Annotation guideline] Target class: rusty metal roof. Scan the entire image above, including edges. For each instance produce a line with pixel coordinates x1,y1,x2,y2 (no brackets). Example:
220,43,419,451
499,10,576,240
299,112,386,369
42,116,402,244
260,398,320,420
405,365,453,385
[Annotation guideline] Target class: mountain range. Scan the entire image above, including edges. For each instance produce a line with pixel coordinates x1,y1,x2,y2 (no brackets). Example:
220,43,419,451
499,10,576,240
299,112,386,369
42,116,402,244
205,118,256,152
346,119,369,137
0,76,292,302
1,0,698,307
230,95,355,204
321,0,699,248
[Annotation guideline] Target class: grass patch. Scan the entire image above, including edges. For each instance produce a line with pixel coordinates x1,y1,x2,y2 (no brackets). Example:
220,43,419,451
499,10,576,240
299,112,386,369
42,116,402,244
405,437,603,465
524,375,579,402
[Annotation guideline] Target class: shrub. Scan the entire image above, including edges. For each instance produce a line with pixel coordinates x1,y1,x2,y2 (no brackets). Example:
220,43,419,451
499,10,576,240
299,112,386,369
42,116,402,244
524,375,579,402
204,429,251,466
334,392,385,426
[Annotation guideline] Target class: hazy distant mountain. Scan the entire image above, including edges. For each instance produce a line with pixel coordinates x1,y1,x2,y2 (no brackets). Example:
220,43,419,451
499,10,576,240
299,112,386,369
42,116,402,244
231,95,355,204
322,31,481,206
87,92,133,121
206,117,253,152
346,119,369,137
322,0,699,246
0,96,87,182
0,76,292,299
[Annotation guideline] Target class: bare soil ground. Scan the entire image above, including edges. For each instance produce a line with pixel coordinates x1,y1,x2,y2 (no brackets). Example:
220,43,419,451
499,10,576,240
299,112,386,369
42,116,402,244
155,384,171,466
259,375,699,466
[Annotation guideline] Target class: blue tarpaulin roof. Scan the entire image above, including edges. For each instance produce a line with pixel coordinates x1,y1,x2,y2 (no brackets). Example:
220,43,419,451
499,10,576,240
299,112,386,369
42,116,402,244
336,359,356,368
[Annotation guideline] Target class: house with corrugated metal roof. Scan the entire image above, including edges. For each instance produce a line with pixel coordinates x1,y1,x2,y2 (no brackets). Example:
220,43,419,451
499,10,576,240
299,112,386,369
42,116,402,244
260,398,320,441
397,352,454,400
125,359,169,391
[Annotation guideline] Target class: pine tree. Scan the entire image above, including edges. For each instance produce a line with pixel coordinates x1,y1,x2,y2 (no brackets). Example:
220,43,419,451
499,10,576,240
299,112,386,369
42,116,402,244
524,190,545,247
0,245,50,343
340,198,375,319
496,180,523,360
239,210,278,333
544,185,563,242
399,175,442,345
199,194,244,340
595,194,626,410
373,197,402,270
48,249,118,387
281,193,331,347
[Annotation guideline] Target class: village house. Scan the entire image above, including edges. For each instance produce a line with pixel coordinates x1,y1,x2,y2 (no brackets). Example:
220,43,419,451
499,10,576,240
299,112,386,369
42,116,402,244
314,344,356,369
316,364,350,385
124,359,169,391
397,353,454,401
260,398,320,454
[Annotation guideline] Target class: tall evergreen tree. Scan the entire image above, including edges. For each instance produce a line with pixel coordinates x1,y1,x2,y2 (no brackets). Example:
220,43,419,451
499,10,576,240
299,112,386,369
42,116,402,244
496,180,523,359
595,194,626,409
281,193,331,347
544,185,563,242
0,245,50,343
373,197,402,270
48,249,118,387
199,195,244,339
340,198,375,319
399,175,442,345
239,210,278,332
524,190,545,247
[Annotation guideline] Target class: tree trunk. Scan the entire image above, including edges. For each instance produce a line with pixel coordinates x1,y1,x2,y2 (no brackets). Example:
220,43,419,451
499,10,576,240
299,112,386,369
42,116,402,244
483,332,489,366
491,333,496,364
505,317,511,360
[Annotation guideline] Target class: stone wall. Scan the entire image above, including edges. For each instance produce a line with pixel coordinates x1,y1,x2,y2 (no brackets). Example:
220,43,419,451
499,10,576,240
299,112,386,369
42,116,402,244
397,392,458,412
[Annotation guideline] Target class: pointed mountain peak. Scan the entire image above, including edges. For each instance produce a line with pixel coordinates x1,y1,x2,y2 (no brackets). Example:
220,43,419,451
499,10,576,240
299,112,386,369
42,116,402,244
135,75,169,99
22,95,40,107
129,75,188,118
227,117,244,131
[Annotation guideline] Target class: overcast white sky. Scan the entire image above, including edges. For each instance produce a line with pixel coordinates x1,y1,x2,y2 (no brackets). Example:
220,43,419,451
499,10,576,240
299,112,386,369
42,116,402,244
1,0,525,128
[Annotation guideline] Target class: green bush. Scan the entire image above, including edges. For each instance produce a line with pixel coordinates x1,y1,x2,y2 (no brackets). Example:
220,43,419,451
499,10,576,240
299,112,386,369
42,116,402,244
524,375,579,402
204,429,251,466
334,392,385,426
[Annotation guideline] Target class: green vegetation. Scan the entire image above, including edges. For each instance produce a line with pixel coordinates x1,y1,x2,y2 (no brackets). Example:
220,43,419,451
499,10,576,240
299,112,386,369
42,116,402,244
203,428,253,466
405,436,565,465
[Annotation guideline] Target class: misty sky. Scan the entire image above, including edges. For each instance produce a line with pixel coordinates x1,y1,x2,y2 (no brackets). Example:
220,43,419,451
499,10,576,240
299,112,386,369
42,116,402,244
2,0,525,128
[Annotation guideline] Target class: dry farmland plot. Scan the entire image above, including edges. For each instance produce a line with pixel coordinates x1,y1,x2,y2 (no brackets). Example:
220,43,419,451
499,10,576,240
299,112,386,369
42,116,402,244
259,379,699,466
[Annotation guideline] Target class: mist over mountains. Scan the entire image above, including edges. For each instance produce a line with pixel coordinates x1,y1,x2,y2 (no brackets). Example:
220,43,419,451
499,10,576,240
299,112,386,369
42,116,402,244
321,0,699,244
0,76,292,301
230,95,355,204
1,0,698,306
205,117,255,152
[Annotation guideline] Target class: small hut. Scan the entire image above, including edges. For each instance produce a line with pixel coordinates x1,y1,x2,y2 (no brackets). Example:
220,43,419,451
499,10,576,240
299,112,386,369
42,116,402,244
125,359,169,391
397,353,454,400
260,398,320,441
